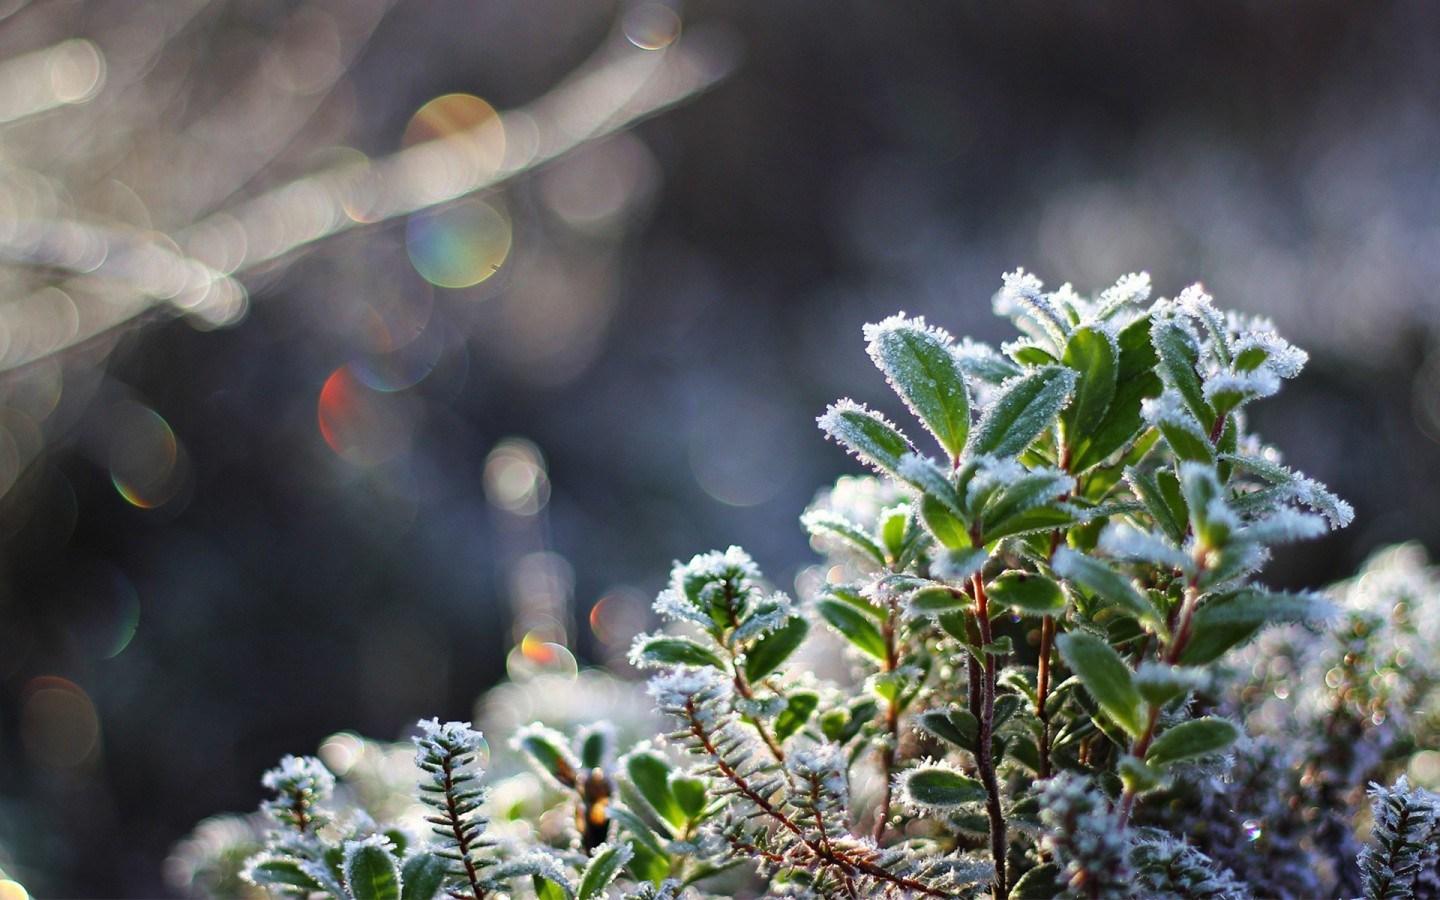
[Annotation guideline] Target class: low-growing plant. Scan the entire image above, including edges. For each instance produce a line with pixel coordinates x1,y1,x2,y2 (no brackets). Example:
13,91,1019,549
176,270,1440,899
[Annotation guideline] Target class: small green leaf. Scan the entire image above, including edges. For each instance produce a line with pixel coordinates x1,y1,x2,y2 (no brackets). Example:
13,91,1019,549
908,586,970,614
917,707,978,750
920,493,972,549
744,615,808,682
608,805,667,856
823,584,886,620
980,471,1072,541
968,365,1077,458
577,843,632,900
865,316,972,457
669,772,708,820
902,766,987,807
1145,716,1240,767
987,571,1065,616
982,505,1077,543
534,877,569,900
774,690,820,742
1068,315,1161,472
624,835,669,886
400,853,447,900
1052,548,1167,638
818,401,915,477
1061,326,1118,440
1180,589,1332,664
1126,466,1189,543
344,841,402,900
1118,754,1165,795
1152,317,1212,426
801,511,886,567
634,636,724,670
248,859,325,893
1180,462,1231,549
624,750,685,830
578,727,612,771
816,598,888,661
1056,631,1144,738
1011,863,1065,899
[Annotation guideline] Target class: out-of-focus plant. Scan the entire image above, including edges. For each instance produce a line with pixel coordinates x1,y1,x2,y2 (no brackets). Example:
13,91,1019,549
177,270,1440,898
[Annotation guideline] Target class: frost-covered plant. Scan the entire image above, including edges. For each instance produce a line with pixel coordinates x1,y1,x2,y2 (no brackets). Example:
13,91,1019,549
181,268,1440,899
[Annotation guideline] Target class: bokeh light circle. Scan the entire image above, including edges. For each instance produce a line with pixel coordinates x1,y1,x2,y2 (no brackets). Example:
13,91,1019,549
623,4,682,50
406,198,512,289
108,405,187,509
20,676,100,769
317,366,416,466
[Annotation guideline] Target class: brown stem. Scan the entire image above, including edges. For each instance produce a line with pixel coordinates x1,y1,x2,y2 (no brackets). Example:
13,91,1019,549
971,573,1008,899
1036,613,1056,779
725,604,786,765
683,700,948,899
872,600,901,843
441,752,487,900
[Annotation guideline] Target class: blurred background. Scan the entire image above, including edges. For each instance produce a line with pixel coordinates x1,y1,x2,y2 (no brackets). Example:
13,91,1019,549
0,0,1437,895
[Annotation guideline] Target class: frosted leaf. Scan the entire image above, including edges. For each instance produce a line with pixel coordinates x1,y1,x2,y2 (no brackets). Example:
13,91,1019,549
785,743,849,804
995,268,1070,349
1222,452,1354,529
1203,368,1281,405
952,337,1022,391
967,365,1077,459
895,758,987,814
647,667,733,719
1176,283,1229,359
414,718,486,755
1095,271,1153,321
732,592,797,642
864,312,972,457
1130,836,1249,900
817,398,916,476
1098,522,1192,571
261,755,335,799
1359,776,1440,900
1237,509,1328,546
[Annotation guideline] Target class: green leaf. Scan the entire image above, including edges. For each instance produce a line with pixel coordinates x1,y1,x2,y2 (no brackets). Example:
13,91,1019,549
578,728,612,771
534,877,569,900
902,766,987,807
1056,631,1144,738
1152,317,1212,426
908,586,970,614
634,636,724,670
774,690,820,742
987,571,1065,616
865,316,971,457
801,511,886,567
624,750,685,830
577,843,632,900
816,598,888,661
1180,589,1333,664
1068,316,1161,472
1118,754,1165,795
624,835,669,886
608,805,668,856
400,853,447,900
1133,662,1204,708
822,584,886,620
1126,466,1188,543
920,493,972,549
744,615,808,682
968,365,1076,458
1011,863,1065,899
248,858,325,893
669,772,708,820
981,470,1072,541
982,504,1077,543
818,401,915,477
1180,462,1231,548
917,707,979,750
1052,548,1167,638
1145,716,1240,767
1061,326,1118,440
344,841,402,900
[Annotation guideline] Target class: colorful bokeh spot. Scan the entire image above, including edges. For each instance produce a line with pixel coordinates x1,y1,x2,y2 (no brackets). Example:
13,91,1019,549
317,366,415,466
109,406,186,509
406,198,512,289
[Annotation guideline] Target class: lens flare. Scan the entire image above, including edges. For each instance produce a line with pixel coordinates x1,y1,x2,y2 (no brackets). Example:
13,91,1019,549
109,405,186,509
317,366,416,466
20,676,100,769
483,438,549,515
506,630,578,681
406,198,512,289
63,563,142,660
623,4,681,50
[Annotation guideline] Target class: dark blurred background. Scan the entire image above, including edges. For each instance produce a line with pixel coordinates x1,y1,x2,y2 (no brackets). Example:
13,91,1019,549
0,1,1438,895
